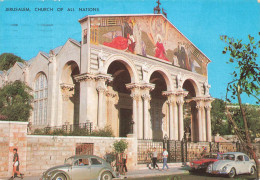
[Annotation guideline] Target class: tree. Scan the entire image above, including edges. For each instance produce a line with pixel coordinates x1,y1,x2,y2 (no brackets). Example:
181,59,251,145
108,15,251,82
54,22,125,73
229,105,260,140
0,80,33,122
221,33,260,179
0,53,24,71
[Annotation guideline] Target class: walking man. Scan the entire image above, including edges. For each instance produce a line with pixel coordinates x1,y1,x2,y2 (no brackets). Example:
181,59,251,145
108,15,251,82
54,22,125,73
162,148,169,170
152,147,159,170
10,148,23,179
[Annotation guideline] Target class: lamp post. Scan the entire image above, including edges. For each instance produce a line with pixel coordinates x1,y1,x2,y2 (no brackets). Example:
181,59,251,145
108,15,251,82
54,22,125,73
164,134,168,149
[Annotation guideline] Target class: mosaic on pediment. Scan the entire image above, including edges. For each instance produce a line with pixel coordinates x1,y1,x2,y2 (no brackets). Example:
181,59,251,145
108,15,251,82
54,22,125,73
89,15,209,76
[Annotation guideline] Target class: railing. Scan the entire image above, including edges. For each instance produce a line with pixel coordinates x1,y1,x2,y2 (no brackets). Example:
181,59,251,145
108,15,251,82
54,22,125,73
44,122,93,134
137,139,246,164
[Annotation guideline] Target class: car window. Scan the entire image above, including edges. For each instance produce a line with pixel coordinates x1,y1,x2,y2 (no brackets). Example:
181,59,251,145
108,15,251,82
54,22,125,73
222,154,235,160
237,155,244,161
91,158,102,165
74,158,89,166
244,155,249,161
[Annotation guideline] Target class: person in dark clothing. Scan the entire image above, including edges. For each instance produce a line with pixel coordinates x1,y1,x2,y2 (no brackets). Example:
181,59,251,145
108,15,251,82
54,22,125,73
122,150,128,174
152,147,159,170
10,148,23,179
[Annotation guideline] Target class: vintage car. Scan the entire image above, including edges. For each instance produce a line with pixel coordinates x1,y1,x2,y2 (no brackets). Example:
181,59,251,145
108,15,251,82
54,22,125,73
206,152,256,178
40,155,117,180
189,152,221,172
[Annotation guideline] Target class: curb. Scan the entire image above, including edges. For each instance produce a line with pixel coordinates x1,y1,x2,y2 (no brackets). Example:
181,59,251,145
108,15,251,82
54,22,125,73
113,169,189,179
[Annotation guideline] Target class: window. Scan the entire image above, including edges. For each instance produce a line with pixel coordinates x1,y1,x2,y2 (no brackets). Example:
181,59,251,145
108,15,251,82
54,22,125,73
244,155,249,161
76,158,89,166
237,155,244,161
34,73,48,125
91,158,102,165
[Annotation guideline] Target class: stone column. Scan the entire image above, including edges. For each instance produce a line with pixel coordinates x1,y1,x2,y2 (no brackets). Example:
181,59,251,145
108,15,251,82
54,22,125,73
141,83,155,139
75,73,96,125
173,101,178,140
176,90,188,141
162,91,178,140
177,100,184,141
205,105,212,142
196,100,204,142
96,74,112,129
201,106,206,141
138,97,143,139
142,93,151,139
126,83,141,138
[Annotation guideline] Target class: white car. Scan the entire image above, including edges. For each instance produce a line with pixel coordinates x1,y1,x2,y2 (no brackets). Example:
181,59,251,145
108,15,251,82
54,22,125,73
206,152,256,178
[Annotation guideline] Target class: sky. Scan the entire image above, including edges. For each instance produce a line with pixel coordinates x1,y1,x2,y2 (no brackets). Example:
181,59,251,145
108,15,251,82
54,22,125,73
0,0,259,104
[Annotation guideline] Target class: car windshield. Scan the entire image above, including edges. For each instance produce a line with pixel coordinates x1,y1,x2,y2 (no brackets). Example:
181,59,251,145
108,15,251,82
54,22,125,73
204,154,218,159
64,157,74,165
220,154,235,160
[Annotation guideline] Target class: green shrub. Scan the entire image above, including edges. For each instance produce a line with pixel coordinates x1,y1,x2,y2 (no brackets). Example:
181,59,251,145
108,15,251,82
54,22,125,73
90,126,114,137
113,140,128,153
31,126,114,137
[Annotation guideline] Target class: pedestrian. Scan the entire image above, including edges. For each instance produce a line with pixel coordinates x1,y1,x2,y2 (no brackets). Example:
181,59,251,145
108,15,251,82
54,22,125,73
10,148,23,179
152,147,159,170
122,150,128,175
200,146,207,157
162,148,169,170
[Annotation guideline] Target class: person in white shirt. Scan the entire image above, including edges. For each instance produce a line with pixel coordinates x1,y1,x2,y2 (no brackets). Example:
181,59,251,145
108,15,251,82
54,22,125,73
162,148,169,170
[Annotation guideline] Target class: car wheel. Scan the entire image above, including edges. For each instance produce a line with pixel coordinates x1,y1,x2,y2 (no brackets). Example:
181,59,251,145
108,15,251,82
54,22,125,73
100,171,112,180
228,168,236,178
53,173,67,180
250,166,255,175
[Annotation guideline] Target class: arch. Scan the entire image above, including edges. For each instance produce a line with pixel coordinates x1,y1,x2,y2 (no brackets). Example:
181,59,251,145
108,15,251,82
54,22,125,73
103,54,139,83
60,60,80,83
181,76,201,97
146,65,174,91
60,60,80,125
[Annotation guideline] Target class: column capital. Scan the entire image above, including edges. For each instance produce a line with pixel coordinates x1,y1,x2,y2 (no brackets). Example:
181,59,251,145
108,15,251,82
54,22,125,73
95,73,113,82
142,94,151,101
177,100,185,105
205,105,212,110
140,83,155,91
74,73,96,82
125,83,141,90
60,83,75,91
105,91,118,98
97,86,106,93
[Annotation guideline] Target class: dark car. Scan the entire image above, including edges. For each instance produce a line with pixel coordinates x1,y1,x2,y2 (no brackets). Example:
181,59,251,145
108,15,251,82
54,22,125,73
40,155,117,180
189,152,221,172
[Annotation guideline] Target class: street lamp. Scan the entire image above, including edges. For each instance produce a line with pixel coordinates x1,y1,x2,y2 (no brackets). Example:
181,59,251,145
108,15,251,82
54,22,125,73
164,134,168,149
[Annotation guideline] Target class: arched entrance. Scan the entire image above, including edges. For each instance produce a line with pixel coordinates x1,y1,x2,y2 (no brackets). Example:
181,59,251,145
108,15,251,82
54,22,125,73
107,61,132,137
61,61,80,125
182,79,198,142
149,71,167,139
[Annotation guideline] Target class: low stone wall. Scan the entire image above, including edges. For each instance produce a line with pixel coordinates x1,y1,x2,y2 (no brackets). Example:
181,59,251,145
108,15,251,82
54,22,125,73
0,121,137,177
0,121,28,177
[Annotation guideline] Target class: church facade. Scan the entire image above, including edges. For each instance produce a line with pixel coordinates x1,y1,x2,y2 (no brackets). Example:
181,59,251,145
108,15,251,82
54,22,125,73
0,14,213,142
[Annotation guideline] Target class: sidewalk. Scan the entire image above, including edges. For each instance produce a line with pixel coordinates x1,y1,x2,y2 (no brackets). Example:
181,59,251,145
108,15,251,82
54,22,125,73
114,163,189,179
0,163,189,180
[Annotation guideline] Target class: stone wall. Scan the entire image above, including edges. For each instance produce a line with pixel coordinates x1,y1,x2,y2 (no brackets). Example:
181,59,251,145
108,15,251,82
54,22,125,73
0,121,137,177
0,121,28,177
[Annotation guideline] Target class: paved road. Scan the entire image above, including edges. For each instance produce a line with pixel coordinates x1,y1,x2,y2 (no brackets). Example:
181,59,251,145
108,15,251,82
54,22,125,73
0,173,257,180
126,173,257,180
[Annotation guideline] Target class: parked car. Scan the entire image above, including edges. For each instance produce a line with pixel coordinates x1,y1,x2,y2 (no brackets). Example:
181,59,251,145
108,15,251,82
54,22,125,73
40,155,118,180
189,152,221,172
206,152,256,178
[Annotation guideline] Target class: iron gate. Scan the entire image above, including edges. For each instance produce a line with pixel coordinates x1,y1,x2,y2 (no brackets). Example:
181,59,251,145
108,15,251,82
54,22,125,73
137,139,243,164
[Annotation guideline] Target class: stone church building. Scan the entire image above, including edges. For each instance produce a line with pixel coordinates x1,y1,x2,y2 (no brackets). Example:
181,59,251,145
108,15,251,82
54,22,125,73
0,14,214,142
